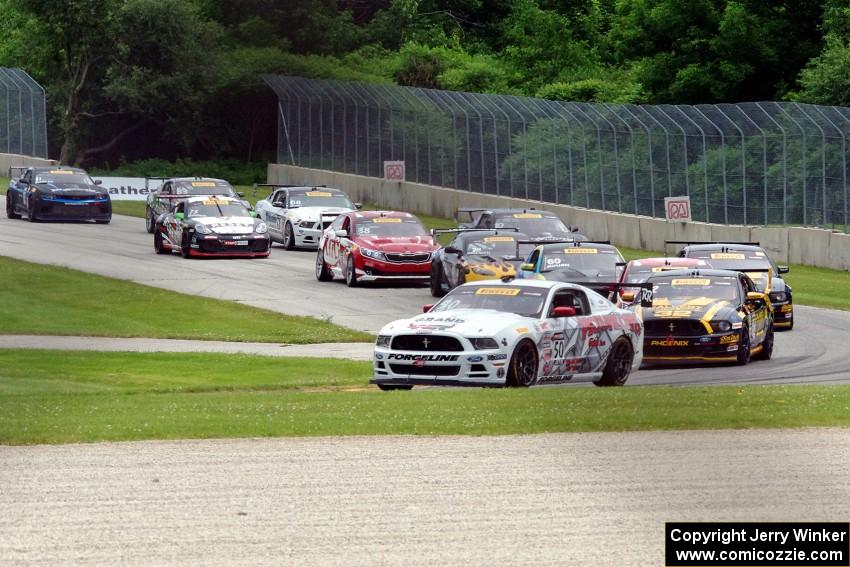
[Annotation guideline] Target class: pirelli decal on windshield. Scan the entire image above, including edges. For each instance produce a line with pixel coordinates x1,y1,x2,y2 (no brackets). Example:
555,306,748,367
710,252,745,260
49,170,74,174
513,213,542,218
671,278,711,286
306,191,332,196
565,248,598,254
371,218,402,223
191,181,217,187
475,287,521,296
483,236,515,242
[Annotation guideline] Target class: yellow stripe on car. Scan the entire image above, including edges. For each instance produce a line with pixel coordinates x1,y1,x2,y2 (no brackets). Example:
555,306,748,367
700,301,729,333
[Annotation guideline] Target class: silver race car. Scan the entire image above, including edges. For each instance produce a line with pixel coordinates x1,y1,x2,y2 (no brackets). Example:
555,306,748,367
255,185,359,249
372,279,646,390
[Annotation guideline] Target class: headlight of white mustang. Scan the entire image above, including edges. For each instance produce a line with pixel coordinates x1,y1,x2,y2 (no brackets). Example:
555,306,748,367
255,222,268,234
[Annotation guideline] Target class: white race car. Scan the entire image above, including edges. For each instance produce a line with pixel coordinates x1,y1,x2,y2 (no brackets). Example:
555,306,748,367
255,185,358,249
372,279,645,390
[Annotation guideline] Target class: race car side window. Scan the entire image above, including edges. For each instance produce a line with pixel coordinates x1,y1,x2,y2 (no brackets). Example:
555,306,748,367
330,215,345,230
22,170,32,183
341,216,351,232
479,214,494,229
549,290,589,317
525,249,541,271
161,182,171,195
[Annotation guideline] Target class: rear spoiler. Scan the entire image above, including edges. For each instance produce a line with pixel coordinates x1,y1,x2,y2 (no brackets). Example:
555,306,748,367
665,240,760,247
430,227,519,236
583,281,653,307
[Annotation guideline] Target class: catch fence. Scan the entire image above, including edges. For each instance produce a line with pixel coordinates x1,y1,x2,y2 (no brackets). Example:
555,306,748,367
0,67,48,159
265,75,850,231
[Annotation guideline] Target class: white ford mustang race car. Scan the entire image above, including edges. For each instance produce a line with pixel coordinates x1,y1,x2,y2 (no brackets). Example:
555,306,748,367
255,185,358,249
371,279,645,390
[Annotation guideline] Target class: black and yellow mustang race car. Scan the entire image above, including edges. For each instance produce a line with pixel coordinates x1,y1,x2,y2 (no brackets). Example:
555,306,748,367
668,241,794,330
429,229,533,297
455,207,586,241
640,269,774,366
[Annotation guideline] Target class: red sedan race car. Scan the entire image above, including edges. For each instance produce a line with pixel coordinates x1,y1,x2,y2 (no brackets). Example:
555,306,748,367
315,211,439,286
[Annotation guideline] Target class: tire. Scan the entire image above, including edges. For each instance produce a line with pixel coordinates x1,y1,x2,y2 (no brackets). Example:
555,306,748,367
145,207,155,233
736,324,751,365
506,340,538,387
6,193,20,219
430,262,446,297
283,222,295,250
754,323,774,360
181,230,192,259
154,228,169,254
344,255,358,287
315,249,332,281
785,311,794,331
27,198,37,222
593,337,634,387
377,384,413,391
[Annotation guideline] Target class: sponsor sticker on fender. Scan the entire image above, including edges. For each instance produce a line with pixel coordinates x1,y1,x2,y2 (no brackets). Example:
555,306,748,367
565,248,598,254
720,334,739,344
475,287,521,296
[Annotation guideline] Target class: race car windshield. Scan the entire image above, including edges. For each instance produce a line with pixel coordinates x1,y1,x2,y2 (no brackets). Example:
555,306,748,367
540,248,622,277
624,262,704,283
650,277,741,303
494,215,569,236
35,172,94,185
355,218,426,237
174,182,235,196
288,192,352,209
690,251,774,272
187,203,251,218
432,286,547,318
464,237,518,258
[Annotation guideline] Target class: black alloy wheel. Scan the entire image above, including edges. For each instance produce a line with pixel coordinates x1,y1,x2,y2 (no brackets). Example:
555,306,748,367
507,340,538,387
736,325,751,365
154,228,169,254
755,323,774,360
345,256,358,287
181,230,192,259
594,337,634,387
430,261,446,297
315,249,332,281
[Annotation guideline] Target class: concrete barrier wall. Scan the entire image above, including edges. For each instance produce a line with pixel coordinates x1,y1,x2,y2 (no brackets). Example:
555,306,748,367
1,153,57,177
269,163,846,271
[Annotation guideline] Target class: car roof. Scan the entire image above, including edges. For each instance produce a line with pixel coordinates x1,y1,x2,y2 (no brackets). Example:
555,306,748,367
455,230,528,243
681,243,764,253
31,166,87,174
282,186,346,193
170,177,232,184
456,278,593,292
538,242,620,252
490,208,559,217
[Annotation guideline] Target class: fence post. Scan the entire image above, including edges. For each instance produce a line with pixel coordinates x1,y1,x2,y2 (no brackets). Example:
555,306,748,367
775,103,808,226
656,105,691,202
754,102,788,226
828,106,850,232
604,104,638,214
569,103,606,210
587,104,623,212
690,106,728,223
622,105,657,217
736,106,771,226
671,106,710,223
794,103,829,228
635,106,673,217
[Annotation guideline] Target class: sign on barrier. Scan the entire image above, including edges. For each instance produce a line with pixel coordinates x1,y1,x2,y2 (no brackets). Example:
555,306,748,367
665,196,692,222
383,160,405,181
92,176,154,201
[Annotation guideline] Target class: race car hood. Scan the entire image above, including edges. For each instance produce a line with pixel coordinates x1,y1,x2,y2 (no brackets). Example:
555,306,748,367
287,206,351,221
35,182,106,197
381,308,530,336
191,216,258,234
532,268,619,283
640,297,742,328
354,235,437,252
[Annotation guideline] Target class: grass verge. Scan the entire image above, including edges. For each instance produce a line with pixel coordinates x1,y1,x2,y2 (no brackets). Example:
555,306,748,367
0,256,372,343
1,350,849,445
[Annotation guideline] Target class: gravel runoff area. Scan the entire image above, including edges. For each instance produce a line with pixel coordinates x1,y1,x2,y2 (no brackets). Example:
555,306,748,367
0,335,373,360
1,428,849,566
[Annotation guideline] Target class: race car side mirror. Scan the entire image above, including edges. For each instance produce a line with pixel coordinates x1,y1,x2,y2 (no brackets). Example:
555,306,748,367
272,201,285,208
334,229,348,238
236,192,245,198
249,211,258,218
746,291,767,304
621,291,635,302
355,202,363,209
570,226,579,232
552,306,576,317
778,265,789,274
94,179,103,185
444,246,462,256
174,212,185,220
422,304,434,313
520,263,535,271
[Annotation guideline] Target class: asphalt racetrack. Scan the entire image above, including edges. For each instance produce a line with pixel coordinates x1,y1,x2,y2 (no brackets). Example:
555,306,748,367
1,202,850,385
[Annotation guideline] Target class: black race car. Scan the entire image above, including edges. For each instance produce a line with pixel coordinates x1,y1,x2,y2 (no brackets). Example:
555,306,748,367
145,177,245,233
456,208,586,241
429,229,534,297
517,240,627,288
668,241,794,330
154,196,270,258
640,268,774,365
6,166,111,223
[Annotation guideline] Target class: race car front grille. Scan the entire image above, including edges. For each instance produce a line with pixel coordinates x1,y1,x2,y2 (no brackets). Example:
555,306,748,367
644,319,708,336
391,335,464,352
39,204,109,217
389,364,460,376
385,252,430,263
197,238,269,253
